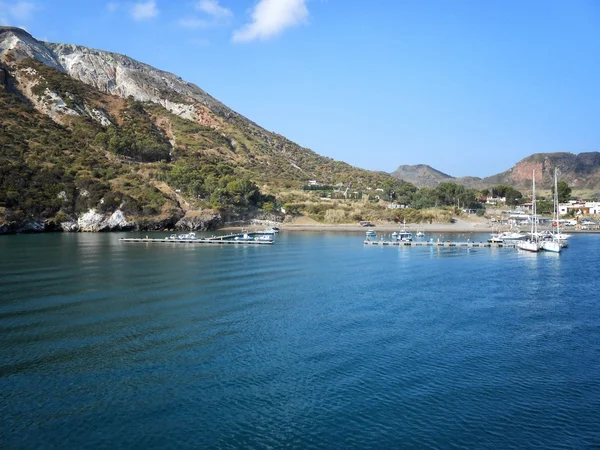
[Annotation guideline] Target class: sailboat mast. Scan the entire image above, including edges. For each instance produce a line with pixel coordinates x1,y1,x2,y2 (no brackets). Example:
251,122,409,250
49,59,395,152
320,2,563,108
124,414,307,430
532,170,536,239
555,168,560,237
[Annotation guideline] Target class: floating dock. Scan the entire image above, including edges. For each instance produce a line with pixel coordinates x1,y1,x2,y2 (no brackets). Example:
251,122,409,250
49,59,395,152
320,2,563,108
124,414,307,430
120,232,273,245
364,240,517,248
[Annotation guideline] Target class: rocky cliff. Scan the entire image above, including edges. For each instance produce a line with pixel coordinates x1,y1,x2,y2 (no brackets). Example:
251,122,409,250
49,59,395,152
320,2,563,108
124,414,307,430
484,152,600,191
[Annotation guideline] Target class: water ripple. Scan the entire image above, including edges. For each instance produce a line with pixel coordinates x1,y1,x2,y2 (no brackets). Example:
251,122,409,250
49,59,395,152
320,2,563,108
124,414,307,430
1,232,600,448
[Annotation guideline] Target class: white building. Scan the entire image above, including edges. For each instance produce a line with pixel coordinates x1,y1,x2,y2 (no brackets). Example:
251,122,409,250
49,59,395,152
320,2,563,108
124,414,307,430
486,196,506,205
558,201,600,216
387,203,407,209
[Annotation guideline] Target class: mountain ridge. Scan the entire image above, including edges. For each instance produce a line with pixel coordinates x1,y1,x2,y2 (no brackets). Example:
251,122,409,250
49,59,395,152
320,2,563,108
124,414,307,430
391,152,600,192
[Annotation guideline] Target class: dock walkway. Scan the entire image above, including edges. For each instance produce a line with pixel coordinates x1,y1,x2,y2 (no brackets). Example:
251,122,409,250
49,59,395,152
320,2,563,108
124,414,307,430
120,238,273,245
364,240,516,248
120,234,273,245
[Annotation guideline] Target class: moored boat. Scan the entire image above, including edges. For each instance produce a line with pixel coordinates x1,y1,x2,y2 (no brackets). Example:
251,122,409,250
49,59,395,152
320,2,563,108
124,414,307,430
517,170,542,253
542,168,563,253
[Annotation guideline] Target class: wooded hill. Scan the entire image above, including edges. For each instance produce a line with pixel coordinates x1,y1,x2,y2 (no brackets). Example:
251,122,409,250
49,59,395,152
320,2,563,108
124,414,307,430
0,27,413,231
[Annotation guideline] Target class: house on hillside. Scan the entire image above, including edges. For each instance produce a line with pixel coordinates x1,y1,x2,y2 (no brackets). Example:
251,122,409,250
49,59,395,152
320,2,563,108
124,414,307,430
558,201,600,215
486,196,506,205
387,203,407,209
518,202,534,212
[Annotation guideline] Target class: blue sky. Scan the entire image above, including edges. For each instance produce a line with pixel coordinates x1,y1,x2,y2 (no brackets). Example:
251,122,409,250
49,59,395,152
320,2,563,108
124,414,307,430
1,0,599,177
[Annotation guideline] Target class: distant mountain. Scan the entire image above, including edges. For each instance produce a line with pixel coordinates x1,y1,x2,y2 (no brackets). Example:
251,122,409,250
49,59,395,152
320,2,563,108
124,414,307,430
483,152,600,191
390,164,454,188
390,153,600,192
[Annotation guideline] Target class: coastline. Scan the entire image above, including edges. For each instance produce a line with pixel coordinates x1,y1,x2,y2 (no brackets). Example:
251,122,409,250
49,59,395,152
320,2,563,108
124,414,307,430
220,218,600,234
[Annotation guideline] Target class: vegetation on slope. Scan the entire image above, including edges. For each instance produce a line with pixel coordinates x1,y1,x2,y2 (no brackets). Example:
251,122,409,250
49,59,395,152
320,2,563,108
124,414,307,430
9,56,578,231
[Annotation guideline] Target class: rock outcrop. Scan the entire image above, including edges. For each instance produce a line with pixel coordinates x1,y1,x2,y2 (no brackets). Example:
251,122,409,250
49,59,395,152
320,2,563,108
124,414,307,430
76,209,133,232
175,210,222,231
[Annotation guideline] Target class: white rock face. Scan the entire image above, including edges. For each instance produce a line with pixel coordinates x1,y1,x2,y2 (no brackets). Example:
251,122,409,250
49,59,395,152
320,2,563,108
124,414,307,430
43,88,80,117
1,27,237,127
76,209,131,232
85,106,112,126
47,43,235,120
78,209,105,232
60,221,80,232
0,28,63,70
107,209,129,229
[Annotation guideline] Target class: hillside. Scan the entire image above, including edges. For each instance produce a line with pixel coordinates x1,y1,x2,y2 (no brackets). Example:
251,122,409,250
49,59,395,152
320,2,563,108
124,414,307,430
0,27,413,232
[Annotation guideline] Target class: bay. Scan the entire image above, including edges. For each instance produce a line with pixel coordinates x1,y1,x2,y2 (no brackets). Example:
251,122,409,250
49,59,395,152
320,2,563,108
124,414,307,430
1,231,599,449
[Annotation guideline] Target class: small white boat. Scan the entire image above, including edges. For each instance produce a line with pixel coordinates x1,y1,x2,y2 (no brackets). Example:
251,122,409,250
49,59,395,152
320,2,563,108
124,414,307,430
541,240,561,253
234,232,273,242
366,229,376,238
416,230,425,238
518,239,542,252
393,218,413,241
262,226,280,234
399,231,412,242
255,234,274,242
177,232,197,240
498,231,526,241
392,231,412,242
165,232,197,241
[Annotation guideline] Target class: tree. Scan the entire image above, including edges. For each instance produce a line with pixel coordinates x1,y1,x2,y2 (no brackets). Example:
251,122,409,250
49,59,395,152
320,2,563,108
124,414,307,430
552,180,571,203
504,187,523,206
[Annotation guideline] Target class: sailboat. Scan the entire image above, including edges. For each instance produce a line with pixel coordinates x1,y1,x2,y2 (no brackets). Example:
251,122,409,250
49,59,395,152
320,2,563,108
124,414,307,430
542,168,562,253
517,170,542,252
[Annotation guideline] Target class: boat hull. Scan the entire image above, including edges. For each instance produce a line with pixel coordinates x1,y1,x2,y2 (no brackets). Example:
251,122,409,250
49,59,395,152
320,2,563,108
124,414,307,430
517,241,542,252
542,241,561,253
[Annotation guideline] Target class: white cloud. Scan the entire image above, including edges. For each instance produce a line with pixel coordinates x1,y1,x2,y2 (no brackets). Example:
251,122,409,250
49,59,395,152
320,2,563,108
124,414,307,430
195,0,231,18
131,0,158,21
106,2,120,13
233,0,308,43
0,1,38,22
178,0,231,30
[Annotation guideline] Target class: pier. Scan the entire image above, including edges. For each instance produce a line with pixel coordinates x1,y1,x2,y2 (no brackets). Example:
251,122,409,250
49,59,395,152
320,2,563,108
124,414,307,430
120,231,274,245
364,240,517,248
120,237,273,245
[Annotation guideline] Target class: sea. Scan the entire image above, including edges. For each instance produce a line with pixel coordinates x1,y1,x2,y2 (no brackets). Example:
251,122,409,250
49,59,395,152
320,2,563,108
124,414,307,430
1,231,599,449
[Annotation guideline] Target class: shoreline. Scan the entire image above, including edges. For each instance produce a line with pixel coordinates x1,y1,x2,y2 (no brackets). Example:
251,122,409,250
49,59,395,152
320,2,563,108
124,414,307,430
219,222,600,234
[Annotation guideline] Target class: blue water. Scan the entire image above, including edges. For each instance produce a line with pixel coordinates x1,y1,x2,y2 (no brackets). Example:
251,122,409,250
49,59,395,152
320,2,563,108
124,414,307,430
1,231,599,449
